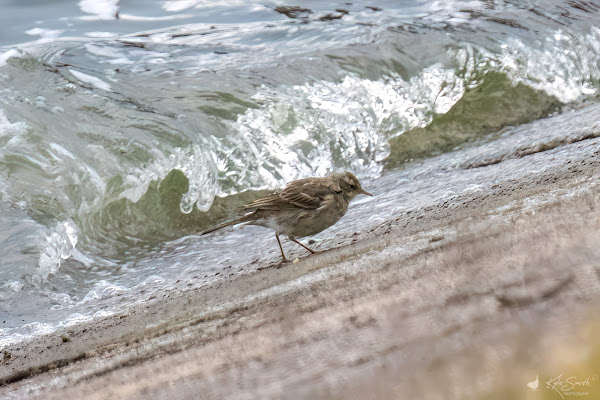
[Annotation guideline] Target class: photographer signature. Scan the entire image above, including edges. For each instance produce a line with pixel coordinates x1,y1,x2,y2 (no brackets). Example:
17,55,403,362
545,374,599,399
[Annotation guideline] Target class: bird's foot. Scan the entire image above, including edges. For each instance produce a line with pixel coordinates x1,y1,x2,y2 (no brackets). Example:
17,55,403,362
289,238,321,255
258,257,290,271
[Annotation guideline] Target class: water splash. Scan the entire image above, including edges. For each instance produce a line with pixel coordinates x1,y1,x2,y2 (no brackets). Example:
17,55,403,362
0,108,27,140
227,65,465,188
81,280,126,303
120,144,219,213
37,220,79,279
499,27,600,102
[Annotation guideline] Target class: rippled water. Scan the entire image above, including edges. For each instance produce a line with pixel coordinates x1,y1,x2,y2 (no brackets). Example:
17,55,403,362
1,0,599,346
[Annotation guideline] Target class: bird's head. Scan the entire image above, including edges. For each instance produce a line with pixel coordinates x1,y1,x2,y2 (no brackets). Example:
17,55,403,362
333,171,373,200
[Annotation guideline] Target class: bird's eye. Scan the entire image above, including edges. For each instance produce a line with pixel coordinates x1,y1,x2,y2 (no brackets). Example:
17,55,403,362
349,184,356,189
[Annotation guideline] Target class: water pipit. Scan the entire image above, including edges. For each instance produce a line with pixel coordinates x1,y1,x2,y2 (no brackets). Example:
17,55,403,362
202,171,372,263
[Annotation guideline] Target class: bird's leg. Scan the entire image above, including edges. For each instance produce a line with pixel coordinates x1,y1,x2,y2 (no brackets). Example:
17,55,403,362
289,238,321,255
275,233,291,264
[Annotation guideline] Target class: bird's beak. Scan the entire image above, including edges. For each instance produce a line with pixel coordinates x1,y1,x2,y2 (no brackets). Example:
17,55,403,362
360,189,373,196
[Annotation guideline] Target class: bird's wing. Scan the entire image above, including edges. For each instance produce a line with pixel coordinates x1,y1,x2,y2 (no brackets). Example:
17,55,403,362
243,177,341,211
242,193,291,210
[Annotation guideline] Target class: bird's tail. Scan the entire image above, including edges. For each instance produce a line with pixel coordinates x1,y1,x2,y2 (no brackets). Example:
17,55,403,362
200,212,256,236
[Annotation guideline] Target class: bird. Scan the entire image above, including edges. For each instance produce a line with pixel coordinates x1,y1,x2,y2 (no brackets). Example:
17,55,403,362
201,171,372,264
526,374,539,391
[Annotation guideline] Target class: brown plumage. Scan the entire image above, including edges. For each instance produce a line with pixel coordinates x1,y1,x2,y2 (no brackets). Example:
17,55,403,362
202,171,372,263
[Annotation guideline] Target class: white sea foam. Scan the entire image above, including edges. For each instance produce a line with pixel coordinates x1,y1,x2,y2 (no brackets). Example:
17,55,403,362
118,13,194,22
0,109,28,213
38,220,78,279
81,281,126,303
227,65,465,190
84,31,119,38
143,275,166,285
435,1,485,20
0,109,28,139
24,28,65,39
69,69,112,91
84,43,126,58
0,281,24,301
163,0,197,12
78,0,120,20
0,322,56,347
60,313,93,326
0,49,22,67
498,27,600,102
3,280,24,293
